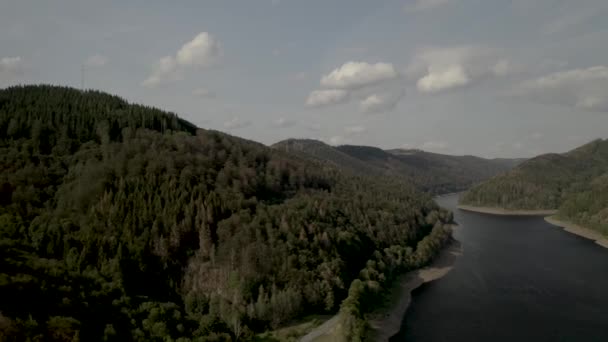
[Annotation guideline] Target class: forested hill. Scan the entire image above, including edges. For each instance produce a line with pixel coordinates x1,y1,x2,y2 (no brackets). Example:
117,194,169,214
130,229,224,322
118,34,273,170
273,139,521,194
461,139,608,234
0,85,453,341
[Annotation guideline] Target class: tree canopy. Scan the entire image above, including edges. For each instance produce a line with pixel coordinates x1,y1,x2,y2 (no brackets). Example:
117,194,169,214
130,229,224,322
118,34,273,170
0,85,453,341
461,139,608,234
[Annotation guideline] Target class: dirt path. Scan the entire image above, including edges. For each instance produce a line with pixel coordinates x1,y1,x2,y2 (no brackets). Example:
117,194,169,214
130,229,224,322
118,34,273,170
299,315,340,342
458,205,557,216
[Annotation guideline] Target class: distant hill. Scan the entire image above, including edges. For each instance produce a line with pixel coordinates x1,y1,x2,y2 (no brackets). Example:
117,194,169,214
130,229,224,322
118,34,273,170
461,139,608,234
273,139,522,194
0,85,452,340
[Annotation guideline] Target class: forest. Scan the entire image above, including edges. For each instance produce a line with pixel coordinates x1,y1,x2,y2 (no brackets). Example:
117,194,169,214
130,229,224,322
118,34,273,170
0,85,453,341
461,139,608,235
272,139,520,195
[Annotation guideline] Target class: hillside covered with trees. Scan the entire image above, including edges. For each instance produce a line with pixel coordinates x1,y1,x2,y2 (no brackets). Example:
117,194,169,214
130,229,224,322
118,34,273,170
0,85,453,341
461,139,608,235
273,139,521,195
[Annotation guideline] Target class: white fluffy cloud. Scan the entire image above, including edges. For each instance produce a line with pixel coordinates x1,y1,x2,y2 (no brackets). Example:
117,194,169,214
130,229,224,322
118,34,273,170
142,56,180,87
408,46,509,93
519,66,608,112
359,91,403,113
404,0,450,12
176,32,221,67
84,54,107,67
417,65,469,93
0,56,23,80
306,61,401,108
320,61,398,89
143,32,221,88
273,117,296,128
305,89,349,107
224,117,252,130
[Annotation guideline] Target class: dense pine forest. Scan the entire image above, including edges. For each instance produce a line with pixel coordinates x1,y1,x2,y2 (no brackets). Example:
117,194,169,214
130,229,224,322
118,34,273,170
273,139,521,195
0,85,453,341
461,139,608,235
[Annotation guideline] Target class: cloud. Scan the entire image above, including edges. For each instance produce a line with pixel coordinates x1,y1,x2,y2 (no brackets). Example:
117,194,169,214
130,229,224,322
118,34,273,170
142,56,180,87
491,59,512,77
417,65,469,93
272,117,296,128
359,91,403,113
320,61,398,89
525,66,608,88
305,89,349,107
344,125,367,134
408,46,509,93
223,117,252,130
519,66,608,112
192,87,215,98
143,32,221,88
84,54,107,67
176,32,221,67
0,56,23,79
404,0,450,12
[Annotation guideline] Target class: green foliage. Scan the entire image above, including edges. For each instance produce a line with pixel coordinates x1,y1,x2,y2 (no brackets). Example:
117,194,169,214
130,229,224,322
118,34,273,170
338,223,452,341
557,172,608,235
461,139,608,233
0,85,453,340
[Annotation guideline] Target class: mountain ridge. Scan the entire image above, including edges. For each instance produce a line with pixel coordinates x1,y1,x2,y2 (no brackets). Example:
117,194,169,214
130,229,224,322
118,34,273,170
273,138,523,195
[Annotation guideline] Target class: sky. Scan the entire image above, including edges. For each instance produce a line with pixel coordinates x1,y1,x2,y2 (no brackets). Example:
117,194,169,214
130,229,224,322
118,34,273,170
1,0,607,158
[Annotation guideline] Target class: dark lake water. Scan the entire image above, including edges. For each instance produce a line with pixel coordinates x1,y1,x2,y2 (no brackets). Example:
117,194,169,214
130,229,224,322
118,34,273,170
391,193,608,342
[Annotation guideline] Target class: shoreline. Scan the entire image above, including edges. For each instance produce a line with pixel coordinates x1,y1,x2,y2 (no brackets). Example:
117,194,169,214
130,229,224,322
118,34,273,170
434,191,463,199
545,216,608,249
299,233,463,342
457,204,557,216
367,238,463,342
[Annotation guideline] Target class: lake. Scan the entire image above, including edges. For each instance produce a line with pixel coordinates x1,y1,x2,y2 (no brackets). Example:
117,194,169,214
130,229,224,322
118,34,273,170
391,193,608,342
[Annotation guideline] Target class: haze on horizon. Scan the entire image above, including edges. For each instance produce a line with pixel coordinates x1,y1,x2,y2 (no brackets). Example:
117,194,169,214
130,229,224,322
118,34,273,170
1,0,607,158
